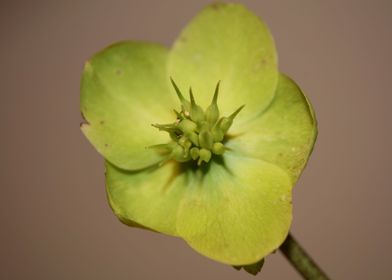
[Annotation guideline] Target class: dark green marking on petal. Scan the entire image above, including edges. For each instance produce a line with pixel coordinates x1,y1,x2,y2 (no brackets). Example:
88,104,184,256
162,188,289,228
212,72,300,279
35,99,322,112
152,79,243,166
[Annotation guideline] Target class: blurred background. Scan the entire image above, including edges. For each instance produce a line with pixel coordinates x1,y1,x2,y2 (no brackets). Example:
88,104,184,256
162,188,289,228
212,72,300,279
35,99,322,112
1,0,391,279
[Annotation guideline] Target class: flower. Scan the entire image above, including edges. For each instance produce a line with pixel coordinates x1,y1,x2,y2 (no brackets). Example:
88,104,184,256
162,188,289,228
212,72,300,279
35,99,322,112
80,3,317,268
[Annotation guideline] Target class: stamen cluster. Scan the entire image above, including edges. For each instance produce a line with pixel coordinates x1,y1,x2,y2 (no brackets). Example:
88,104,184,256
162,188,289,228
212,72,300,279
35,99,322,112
151,79,244,166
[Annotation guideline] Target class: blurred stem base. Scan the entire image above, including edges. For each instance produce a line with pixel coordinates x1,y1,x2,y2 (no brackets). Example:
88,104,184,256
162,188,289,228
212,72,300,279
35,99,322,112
280,233,330,280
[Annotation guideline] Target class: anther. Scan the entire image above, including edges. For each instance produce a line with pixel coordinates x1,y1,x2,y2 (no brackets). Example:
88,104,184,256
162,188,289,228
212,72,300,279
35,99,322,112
171,144,190,162
198,148,212,165
212,142,225,155
190,147,200,160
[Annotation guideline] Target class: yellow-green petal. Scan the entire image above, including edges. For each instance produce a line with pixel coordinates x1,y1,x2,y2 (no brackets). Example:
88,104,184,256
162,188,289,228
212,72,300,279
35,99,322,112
177,154,292,265
106,154,292,265
105,160,185,236
80,42,176,170
227,74,317,182
168,3,278,123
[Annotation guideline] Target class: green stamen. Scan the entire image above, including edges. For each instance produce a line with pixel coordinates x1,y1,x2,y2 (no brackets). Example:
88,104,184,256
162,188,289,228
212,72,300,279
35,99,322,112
190,147,200,160
212,142,225,155
198,148,212,165
152,80,244,165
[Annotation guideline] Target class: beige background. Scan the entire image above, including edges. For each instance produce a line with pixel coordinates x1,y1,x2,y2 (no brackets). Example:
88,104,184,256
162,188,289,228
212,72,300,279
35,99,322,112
1,0,391,279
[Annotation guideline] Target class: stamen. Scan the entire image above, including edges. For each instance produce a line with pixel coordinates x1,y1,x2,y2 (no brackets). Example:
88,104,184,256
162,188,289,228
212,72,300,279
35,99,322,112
198,149,211,165
152,80,244,166
212,142,225,155
190,147,200,160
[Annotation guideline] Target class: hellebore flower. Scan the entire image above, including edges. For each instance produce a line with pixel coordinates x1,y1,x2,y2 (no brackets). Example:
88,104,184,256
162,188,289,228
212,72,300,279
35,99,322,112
80,3,317,269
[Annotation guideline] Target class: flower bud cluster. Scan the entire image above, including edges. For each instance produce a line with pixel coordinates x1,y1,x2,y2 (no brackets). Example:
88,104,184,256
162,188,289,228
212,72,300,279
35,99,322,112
151,79,244,166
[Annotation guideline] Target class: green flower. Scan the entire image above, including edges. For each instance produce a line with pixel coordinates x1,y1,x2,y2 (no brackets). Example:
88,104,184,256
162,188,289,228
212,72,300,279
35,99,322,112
80,3,317,267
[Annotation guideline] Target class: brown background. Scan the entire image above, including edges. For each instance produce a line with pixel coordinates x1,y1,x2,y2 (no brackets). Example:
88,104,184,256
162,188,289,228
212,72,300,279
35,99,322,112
1,0,391,279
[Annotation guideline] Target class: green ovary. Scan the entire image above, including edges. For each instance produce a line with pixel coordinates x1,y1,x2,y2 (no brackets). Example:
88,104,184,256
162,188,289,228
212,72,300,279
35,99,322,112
151,79,243,166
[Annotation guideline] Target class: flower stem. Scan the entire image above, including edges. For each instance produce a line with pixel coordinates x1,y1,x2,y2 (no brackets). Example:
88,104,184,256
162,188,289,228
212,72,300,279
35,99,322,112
279,233,330,280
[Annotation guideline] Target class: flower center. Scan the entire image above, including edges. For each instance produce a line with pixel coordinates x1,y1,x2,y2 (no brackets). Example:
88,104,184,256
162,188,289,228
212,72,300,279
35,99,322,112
151,79,244,166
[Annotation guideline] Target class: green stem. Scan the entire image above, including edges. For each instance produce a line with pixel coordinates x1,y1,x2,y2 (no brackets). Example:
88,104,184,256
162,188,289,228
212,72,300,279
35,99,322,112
279,233,330,280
